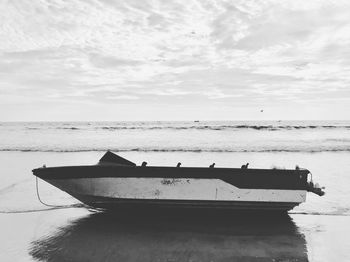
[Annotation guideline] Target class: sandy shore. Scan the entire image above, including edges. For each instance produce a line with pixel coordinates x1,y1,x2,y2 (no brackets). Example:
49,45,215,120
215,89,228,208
1,208,350,262
1,151,350,261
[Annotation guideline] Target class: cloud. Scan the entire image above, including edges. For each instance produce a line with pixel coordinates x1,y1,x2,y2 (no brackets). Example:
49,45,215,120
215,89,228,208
0,0,350,120
89,53,143,68
107,95,139,100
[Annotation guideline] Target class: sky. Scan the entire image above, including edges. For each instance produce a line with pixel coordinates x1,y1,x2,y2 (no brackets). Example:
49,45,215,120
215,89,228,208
0,0,349,121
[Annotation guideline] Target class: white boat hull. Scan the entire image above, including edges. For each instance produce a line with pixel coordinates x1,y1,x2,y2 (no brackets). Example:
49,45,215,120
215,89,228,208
32,151,324,212
46,177,306,211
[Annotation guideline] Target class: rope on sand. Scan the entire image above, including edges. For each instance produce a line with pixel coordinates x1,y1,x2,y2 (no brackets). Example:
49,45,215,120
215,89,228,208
0,178,88,214
35,176,80,209
0,205,84,214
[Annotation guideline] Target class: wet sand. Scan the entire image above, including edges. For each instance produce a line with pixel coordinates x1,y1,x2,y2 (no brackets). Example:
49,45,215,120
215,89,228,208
1,151,350,261
1,209,350,262
2,209,307,262
31,211,308,262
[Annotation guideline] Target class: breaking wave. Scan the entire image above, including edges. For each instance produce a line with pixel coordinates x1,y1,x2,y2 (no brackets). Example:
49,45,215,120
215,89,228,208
22,124,350,131
1,147,350,153
99,125,350,131
2,121,349,154
290,211,350,216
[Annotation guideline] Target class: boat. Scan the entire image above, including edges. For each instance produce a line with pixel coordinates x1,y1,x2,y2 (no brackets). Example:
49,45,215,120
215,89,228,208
32,151,325,212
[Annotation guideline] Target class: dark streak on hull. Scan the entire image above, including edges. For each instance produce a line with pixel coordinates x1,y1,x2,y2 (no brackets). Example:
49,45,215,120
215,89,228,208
73,194,300,212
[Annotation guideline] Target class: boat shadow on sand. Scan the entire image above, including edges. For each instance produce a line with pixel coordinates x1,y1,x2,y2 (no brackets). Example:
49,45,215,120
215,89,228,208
29,210,308,262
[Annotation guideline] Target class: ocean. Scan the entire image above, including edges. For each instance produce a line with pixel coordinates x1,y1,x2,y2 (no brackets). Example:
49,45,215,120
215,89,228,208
1,121,350,261
1,120,350,153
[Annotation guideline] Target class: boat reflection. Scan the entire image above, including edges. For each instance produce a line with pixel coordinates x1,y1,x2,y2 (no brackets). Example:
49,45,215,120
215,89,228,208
30,210,308,261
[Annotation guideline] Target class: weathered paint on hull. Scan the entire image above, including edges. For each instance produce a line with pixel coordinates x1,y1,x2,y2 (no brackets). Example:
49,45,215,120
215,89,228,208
45,177,306,211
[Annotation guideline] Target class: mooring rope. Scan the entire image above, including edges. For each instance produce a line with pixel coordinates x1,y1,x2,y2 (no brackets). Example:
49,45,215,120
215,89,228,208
0,178,87,214
35,176,88,209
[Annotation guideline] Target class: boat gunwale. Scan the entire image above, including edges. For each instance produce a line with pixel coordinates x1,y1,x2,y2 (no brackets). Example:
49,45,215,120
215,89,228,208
32,165,310,191
33,164,310,174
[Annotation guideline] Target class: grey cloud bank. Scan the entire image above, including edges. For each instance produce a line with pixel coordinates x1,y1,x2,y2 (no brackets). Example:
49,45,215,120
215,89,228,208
0,0,349,120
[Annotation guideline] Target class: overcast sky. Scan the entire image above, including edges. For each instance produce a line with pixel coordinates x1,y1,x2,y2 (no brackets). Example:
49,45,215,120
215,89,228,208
0,0,349,121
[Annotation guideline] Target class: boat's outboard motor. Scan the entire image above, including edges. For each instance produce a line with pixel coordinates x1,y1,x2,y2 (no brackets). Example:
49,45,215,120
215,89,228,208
307,181,325,196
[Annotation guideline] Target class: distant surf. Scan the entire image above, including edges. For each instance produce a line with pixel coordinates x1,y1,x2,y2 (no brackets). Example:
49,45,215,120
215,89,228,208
1,120,350,153
1,147,350,153
21,124,350,131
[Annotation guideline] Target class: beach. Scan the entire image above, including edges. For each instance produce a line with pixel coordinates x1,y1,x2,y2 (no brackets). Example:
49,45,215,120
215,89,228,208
3,0,350,260
2,207,350,262
1,121,350,261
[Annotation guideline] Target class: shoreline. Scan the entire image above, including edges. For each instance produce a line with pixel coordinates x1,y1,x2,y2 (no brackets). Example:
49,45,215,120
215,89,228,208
1,208,350,262
1,150,350,261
